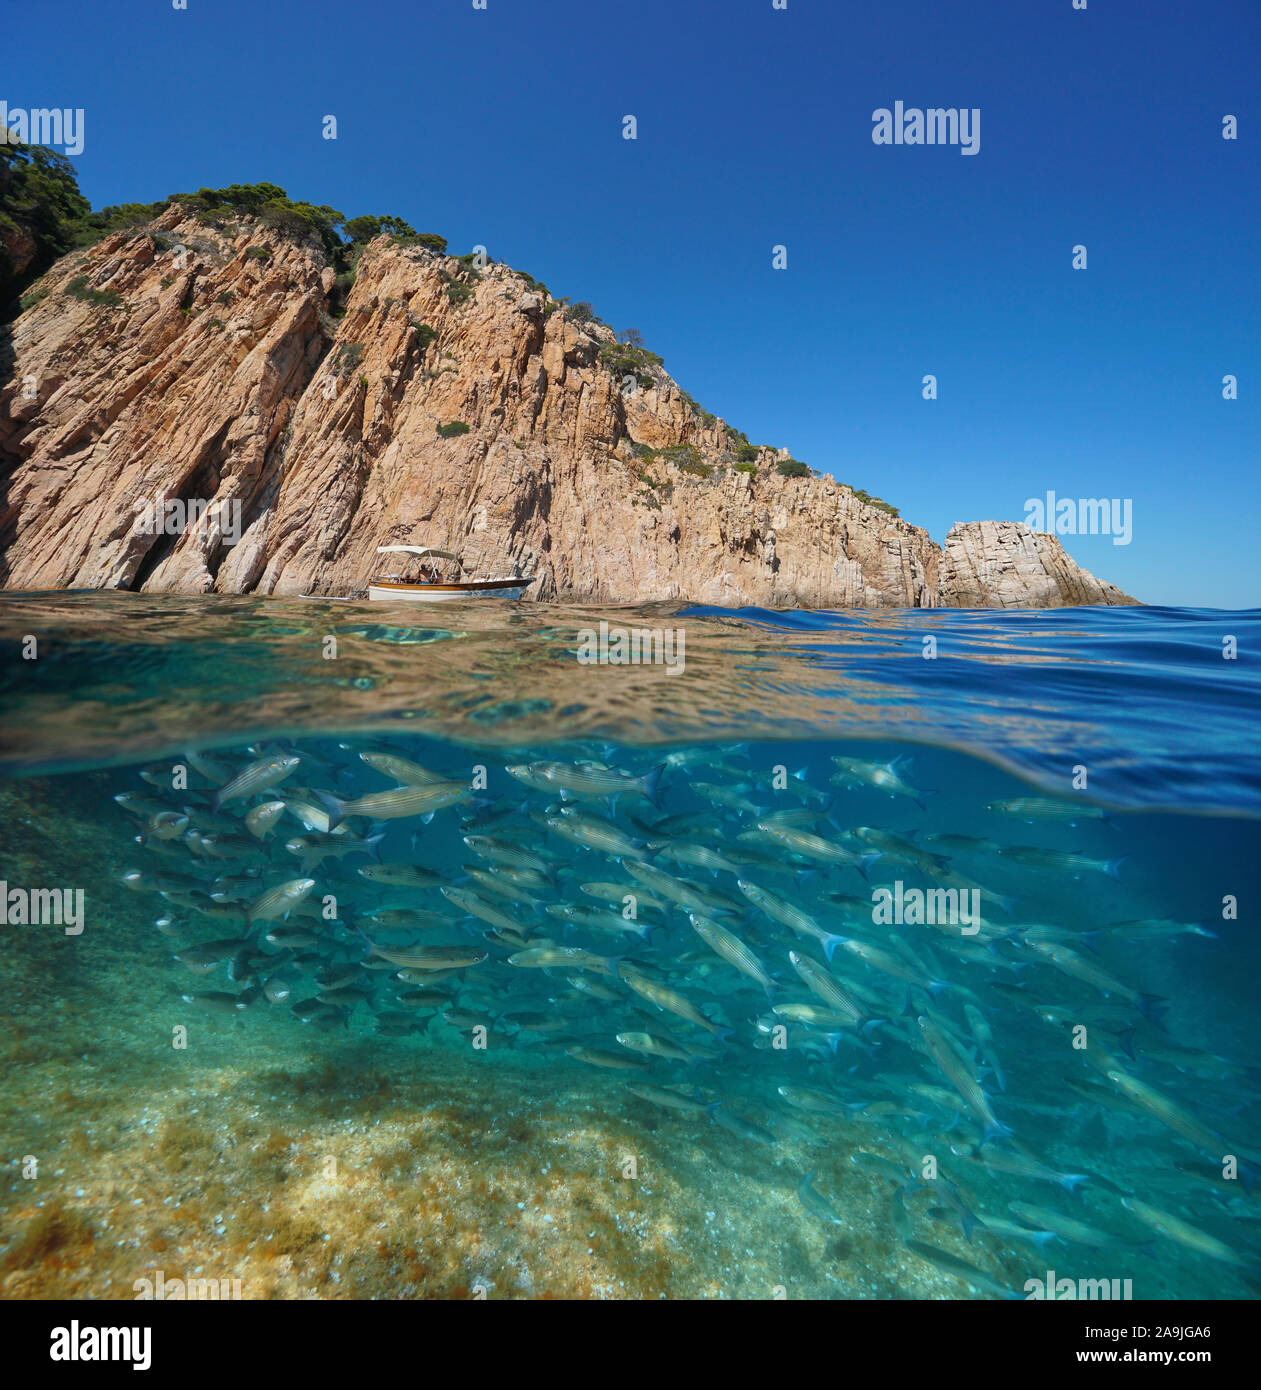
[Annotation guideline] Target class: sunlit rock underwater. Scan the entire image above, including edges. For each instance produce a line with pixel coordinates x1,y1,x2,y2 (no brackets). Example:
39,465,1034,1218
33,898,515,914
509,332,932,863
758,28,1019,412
0,597,1258,1299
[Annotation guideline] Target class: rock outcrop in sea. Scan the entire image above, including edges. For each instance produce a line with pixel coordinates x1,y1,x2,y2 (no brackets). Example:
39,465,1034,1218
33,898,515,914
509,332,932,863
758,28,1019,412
0,206,1136,607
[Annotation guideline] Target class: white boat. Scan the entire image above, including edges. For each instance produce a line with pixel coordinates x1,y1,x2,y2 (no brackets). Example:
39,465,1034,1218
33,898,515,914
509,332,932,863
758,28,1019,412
367,545,534,603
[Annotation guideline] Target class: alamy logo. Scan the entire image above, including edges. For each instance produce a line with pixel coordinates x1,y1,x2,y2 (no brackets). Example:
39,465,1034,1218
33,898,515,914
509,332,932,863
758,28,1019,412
0,881,84,935
49,1322,151,1370
872,102,980,155
134,1269,244,1300
1,102,85,156
1024,491,1133,546
133,495,243,547
577,619,686,677
1026,1269,1133,1300
871,879,980,934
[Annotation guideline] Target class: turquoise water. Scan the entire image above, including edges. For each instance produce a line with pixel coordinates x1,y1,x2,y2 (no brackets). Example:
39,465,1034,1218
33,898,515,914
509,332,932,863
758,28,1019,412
1,595,1258,1300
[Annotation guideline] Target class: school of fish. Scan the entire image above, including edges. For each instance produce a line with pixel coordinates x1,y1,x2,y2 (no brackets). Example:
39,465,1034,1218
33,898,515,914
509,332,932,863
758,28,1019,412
113,739,1261,1298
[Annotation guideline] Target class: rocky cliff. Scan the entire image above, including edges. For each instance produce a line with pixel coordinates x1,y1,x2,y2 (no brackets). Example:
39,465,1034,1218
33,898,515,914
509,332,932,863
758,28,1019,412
0,206,1136,607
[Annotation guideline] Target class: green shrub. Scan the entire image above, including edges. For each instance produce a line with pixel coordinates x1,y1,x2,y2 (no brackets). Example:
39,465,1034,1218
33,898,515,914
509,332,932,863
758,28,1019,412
734,461,757,477
600,342,663,390
411,321,436,351
659,444,711,478
564,301,598,324
244,245,270,261
64,274,123,309
734,442,759,462
776,458,809,478
334,342,364,373
0,140,91,315
215,289,234,305
442,273,474,306
846,486,900,518
17,286,47,312
343,214,417,243
437,420,470,438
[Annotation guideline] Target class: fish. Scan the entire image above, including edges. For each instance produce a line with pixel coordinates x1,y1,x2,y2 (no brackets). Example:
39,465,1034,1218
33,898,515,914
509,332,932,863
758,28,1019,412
626,861,735,915
286,831,384,873
617,963,727,1037
615,1031,694,1062
1103,1067,1228,1155
580,880,667,914
963,1003,1005,1093
692,782,763,816
508,760,664,804
689,914,774,993
146,810,190,841
441,886,529,934
366,941,489,971
212,754,302,811
565,1045,649,1071
903,1241,1015,1299
987,797,1108,823
1102,918,1218,942
357,862,447,888
830,755,927,806
246,877,317,924
545,812,648,861
850,1150,911,1184
710,1109,778,1145
105,732,1256,1303
755,821,879,874
777,1084,851,1118
359,751,447,784
508,945,618,974
546,902,654,939
1007,1202,1122,1249
462,836,553,875
958,1146,1088,1193
737,880,844,960
181,990,255,1014
244,800,287,839
997,845,1125,878
316,779,471,827
1121,1197,1251,1268
836,937,942,992
916,1015,1009,1142
650,842,744,875
626,1082,710,1115
1026,940,1162,1016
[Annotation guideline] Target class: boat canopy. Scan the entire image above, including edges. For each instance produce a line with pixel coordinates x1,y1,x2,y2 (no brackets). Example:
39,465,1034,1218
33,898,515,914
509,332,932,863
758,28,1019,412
376,545,460,561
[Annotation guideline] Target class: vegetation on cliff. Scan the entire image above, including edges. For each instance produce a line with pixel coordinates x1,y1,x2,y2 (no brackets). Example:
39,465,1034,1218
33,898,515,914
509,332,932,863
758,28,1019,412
0,136,905,526
0,136,90,314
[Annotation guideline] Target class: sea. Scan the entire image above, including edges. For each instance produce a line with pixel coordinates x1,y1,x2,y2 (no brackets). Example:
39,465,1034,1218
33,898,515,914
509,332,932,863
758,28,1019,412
0,594,1258,1301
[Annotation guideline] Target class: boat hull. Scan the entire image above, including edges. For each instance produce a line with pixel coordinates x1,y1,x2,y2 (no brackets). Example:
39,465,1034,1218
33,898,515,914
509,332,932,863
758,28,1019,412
368,578,532,602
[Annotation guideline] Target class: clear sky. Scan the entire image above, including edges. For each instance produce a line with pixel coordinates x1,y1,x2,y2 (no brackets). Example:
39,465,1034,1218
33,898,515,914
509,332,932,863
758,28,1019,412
9,0,1258,606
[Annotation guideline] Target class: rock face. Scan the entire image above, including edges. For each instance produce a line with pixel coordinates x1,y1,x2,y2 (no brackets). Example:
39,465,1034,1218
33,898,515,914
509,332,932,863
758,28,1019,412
0,208,1136,607
938,521,1136,608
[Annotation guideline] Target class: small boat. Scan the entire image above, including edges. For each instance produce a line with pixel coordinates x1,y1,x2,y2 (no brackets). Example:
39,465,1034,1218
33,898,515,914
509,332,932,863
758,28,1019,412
367,545,534,603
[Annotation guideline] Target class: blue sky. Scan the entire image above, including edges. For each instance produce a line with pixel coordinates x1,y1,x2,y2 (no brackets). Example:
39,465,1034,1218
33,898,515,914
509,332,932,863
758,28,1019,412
9,0,1258,606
